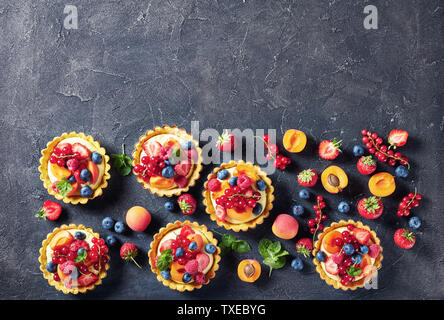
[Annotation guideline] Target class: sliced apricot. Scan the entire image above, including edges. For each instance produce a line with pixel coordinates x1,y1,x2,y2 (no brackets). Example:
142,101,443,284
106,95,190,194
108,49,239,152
170,261,186,283
283,129,307,153
227,206,254,222
187,234,204,252
322,230,343,254
149,176,176,189
272,214,299,239
321,165,348,193
66,182,79,197
50,163,71,181
87,160,99,184
368,172,395,197
49,230,74,250
211,180,230,199
237,259,261,283
359,254,372,274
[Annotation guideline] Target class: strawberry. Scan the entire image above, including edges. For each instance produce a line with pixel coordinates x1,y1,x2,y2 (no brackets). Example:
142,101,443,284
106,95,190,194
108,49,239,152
120,243,142,268
353,228,371,245
318,138,342,160
72,142,90,160
357,156,377,175
368,244,381,258
325,256,339,275
297,169,318,187
142,140,162,157
180,225,195,238
195,253,210,272
295,238,313,257
177,194,196,215
215,205,227,221
216,131,237,152
332,252,345,265
358,196,383,219
394,229,416,249
174,160,191,176
78,273,99,287
388,130,408,148
35,201,62,221
174,175,188,188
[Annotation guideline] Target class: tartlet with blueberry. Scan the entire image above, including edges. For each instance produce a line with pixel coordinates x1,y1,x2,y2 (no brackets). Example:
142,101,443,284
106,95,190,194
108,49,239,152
312,220,383,290
202,160,274,232
148,220,221,292
131,125,203,197
38,132,111,204
38,224,110,294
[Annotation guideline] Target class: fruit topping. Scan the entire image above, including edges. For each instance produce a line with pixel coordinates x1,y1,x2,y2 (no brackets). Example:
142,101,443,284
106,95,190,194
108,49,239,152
272,214,299,240
35,200,62,221
357,196,383,219
295,238,313,257
388,129,408,148
325,256,339,275
71,142,91,160
368,244,381,258
216,131,237,152
353,228,371,245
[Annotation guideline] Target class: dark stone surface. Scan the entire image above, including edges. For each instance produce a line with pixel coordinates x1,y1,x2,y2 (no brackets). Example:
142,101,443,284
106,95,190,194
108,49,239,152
0,0,443,299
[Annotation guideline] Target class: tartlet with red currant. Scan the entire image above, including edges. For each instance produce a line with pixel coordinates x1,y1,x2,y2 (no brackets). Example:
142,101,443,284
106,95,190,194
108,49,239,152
38,224,110,294
312,220,383,290
38,132,111,204
131,125,203,197
148,220,221,292
202,160,274,232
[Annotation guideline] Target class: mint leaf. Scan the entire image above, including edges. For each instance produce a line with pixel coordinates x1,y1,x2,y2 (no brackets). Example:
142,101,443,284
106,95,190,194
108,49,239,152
232,240,251,253
111,144,132,176
258,238,288,277
213,230,250,255
268,241,281,254
75,249,87,263
258,238,273,258
55,178,73,197
347,266,362,277
157,249,173,271
221,234,235,248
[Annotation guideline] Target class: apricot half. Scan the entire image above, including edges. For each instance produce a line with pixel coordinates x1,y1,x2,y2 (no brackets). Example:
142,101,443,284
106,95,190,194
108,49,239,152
272,214,299,239
283,129,307,153
227,207,254,222
368,172,395,197
49,230,74,250
321,166,348,193
238,259,261,283
50,163,71,181
322,230,343,254
149,176,175,189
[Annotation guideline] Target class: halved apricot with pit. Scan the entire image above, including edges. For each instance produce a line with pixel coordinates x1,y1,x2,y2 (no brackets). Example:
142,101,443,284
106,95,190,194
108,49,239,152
283,129,307,153
321,166,348,193
238,259,261,283
368,172,395,197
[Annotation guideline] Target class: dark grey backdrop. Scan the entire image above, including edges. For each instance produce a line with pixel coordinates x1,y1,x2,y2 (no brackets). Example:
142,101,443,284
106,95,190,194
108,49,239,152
1,0,443,299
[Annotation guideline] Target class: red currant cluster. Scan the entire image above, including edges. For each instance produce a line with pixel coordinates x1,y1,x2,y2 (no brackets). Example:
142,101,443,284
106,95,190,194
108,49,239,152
134,154,166,182
263,135,291,170
307,196,327,237
49,144,81,167
215,185,261,211
397,189,422,216
361,130,409,168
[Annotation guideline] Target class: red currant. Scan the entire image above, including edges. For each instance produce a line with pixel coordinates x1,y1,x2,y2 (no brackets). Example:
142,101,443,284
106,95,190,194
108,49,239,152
53,273,61,281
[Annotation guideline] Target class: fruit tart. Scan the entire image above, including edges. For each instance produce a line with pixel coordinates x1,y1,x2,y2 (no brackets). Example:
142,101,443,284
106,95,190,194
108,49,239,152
203,160,274,232
38,224,110,294
312,220,383,290
148,220,221,292
38,132,111,204
131,125,203,197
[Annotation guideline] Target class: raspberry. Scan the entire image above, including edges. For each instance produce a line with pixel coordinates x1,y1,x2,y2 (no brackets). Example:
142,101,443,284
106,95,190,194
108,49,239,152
194,272,207,285
69,240,90,252
207,178,221,192
184,260,199,275
237,174,252,189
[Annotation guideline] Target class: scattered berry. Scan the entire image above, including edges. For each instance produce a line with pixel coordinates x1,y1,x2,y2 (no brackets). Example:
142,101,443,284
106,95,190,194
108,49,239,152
290,258,304,271
357,196,383,219
114,221,126,234
216,131,237,152
177,194,197,215
292,204,304,216
164,201,175,212
295,238,313,257
357,156,377,175
120,243,142,268
105,235,117,246
395,165,409,178
319,138,342,160
298,189,310,199
297,169,318,187
388,129,408,148
408,216,422,230
352,145,364,157
102,217,115,230
337,201,350,213
35,201,62,221
394,229,416,249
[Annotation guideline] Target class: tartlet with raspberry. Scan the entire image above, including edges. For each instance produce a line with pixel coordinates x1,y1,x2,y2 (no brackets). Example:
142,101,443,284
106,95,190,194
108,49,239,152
131,125,203,197
312,220,383,290
38,224,110,294
202,160,274,232
148,220,221,292
38,132,111,204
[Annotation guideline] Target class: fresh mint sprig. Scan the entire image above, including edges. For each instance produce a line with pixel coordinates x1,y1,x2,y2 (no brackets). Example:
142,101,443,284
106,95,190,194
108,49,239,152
212,230,251,255
110,144,132,176
258,238,289,277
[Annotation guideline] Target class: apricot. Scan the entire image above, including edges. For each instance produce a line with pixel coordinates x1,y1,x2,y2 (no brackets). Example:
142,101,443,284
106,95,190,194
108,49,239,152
322,230,343,254
283,129,307,153
87,160,99,184
50,163,71,181
321,165,348,193
359,254,372,274
211,180,230,199
237,259,261,283
149,176,176,189
126,206,151,232
272,214,299,239
49,230,74,250
368,172,395,197
234,164,259,181
170,261,186,283
66,182,79,197
187,234,204,252
227,207,254,222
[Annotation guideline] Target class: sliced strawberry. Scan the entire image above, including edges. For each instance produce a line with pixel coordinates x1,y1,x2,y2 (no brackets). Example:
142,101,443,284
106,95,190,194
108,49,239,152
216,131,237,152
72,143,90,160
35,201,62,221
368,244,381,258
215,205,227,221
159,239,175,253
318,138,342,160
388,130,408,148
174,160,191,176
180,225,195,238
353,228,371,245
174,175,188,188
142,140,162,157
325,256,339,275
195,253,210,272
78,273,99,287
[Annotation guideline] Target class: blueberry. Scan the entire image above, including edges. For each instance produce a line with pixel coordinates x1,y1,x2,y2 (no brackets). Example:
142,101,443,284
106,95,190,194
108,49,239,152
114,221,126,234
337,201,350,213
256,180,267,191
80,186,93,197
91,152,102,164
343,244,354,255
299,189,310,199
292,204,304,216
409,216,422,230
106,235,117,246
75,231,86,240
183,272,193,283
102,217,115,230
217,169,229,180
291,258,304,271
164,159,172,166
252,203,263,215
360,245,369,255
164,201,175,212
80,169,91,182
188,241,198,251
205,244,216,254
353,145,364,157
316,251,326,262
46,261,57,273
68,176,76,183
351,254,363,264
161,270,171,280
395,165,409,178
162,166,175,179
175,247,184,258
181,141,193,150
77,248,86,256
228,176,238,186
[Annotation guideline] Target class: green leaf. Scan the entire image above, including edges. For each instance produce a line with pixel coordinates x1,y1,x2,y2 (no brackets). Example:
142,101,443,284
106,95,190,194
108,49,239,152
75,249,87,263
221,234,235,248
232,240,251,253
111,144,132,176
55,178,73,197
268,241,281,254
258,238,288,277
157,249,173,271
273,249,289,259
219,243,232,256
347,266,362,277
258,238,273,258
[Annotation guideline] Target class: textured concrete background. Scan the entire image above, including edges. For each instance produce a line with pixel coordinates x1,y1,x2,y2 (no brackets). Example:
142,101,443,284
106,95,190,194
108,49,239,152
0,0,443,299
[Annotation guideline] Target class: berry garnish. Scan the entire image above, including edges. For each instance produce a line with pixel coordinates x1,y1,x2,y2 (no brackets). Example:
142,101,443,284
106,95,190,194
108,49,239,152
216,130,237,152
396,188,422,217
35,201,62,221
255,135,291,170
307,195,327,242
